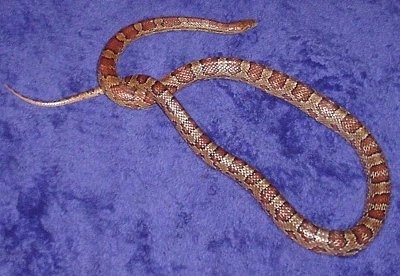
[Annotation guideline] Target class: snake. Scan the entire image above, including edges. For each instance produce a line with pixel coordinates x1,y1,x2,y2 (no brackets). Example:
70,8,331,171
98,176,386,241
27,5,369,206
5,17,391,256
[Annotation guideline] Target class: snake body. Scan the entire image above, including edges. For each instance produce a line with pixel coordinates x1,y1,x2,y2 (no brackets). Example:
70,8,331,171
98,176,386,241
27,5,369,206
6,17,390,256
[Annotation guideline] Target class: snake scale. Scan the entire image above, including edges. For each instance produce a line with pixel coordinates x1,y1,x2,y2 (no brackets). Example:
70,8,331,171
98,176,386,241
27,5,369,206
6,17,391,256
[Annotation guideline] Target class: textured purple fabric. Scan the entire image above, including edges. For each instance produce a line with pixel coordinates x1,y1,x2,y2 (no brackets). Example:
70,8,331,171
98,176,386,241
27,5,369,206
1,1,399,275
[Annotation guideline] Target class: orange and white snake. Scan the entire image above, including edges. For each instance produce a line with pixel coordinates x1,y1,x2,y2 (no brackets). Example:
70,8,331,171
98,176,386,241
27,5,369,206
6,17,390,256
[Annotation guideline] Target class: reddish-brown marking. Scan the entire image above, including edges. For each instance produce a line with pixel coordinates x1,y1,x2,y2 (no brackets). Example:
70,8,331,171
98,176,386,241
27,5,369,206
291,83,313,102
260,186,279,205
281,94,293,102
141,20,157,31
172,64,195,83
143,93,156,105
105,37,125,54
352,224,373,244
341,114,362,133
274,202,295,222
166,85,178,95
124,76,133,82
200,58,220,75
368,209,386,220
248,62,264,81
368,193,390,205
151,81,166,95
370,164,389,183
162,17,182,27
328,232,347,249
195,134,212,149
318,98,339,116
298,221,319,242
162,98,176,115
121,25,139,40
229,158,247,174
98,56,117,77
360,135,380,156
137,75,149,84
182,118,197,135
245,171,263,186
268,71,288,90
214,147,228,160
306,108,319,118
329,123,340,132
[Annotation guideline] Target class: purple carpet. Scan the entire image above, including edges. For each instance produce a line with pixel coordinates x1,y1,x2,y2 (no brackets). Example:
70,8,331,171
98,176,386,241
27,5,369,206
1,1,399,275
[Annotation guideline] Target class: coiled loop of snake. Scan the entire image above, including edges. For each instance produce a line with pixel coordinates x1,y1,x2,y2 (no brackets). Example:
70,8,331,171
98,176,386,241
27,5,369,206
5,17,390,256
97,17,257,109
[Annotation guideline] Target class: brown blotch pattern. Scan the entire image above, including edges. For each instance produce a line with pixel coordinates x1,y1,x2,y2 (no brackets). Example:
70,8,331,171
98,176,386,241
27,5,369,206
141,20,157,31
328,232,347,249
248,62,264,81
368,193,390,205
121,26,139,40
352,225,373,244
162,18,181,27
275,202,295,222
201,58,220,75
260,186,279,205
318,98,340,116
196,134,211,149
98,56,117,77
368,210,386,220
370,164,389,183
341,114,362,133
360,135,380,156
172,64,196,83
291,83,313,102
246,171,263,186
268,71,288,90
105,37,125,54
298,221,319,242
229,158,247,174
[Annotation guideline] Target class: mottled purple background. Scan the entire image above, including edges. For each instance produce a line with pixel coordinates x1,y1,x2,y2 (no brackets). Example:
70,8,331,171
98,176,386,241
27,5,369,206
1,1,399,275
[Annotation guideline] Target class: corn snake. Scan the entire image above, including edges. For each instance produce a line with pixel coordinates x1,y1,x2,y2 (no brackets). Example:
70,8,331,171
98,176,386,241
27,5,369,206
5,16,391,256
